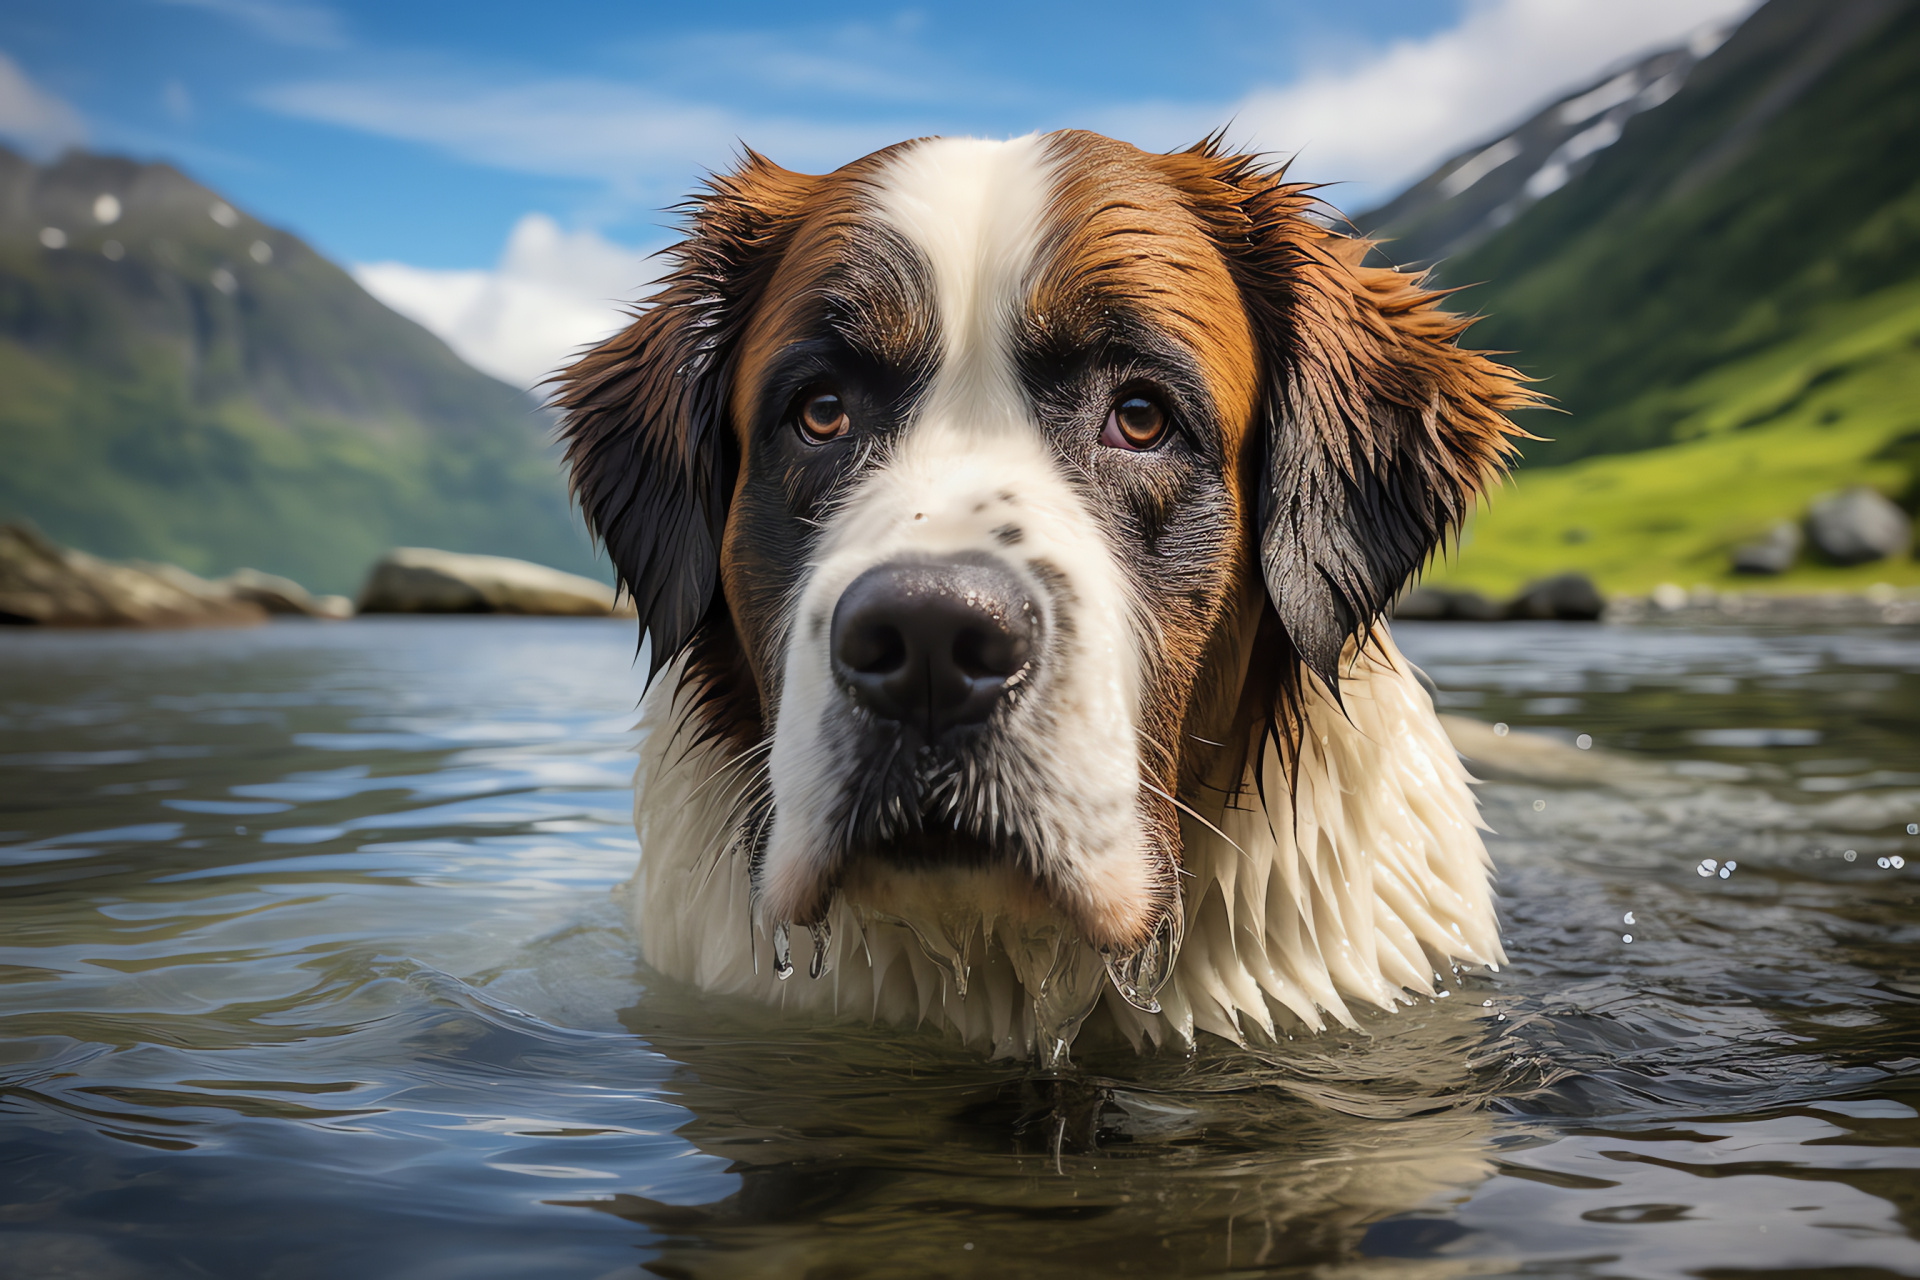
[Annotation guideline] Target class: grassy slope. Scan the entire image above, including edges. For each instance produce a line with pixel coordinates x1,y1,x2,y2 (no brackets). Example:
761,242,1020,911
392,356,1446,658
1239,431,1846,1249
0,150,601,596
1428,278,1920,596
1417,0,1920,594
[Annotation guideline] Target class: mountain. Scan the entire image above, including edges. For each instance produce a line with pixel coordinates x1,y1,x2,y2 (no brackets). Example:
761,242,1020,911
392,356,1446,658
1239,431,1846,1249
1361,32,1732,271
1354,0,1920,594
0,147,602,595
1362,0,1920,469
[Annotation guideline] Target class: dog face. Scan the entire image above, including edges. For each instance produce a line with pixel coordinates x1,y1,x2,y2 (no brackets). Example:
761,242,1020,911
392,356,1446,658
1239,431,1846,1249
559,131,1527,966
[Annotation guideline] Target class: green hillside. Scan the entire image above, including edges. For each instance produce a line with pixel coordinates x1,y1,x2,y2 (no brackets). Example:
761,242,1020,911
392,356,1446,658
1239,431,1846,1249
0,148,601,595
1375,0,1920,593
1433,277,1920,596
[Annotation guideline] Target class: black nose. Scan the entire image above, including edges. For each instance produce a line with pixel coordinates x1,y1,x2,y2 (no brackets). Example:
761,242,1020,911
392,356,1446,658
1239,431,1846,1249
831,557,1036,740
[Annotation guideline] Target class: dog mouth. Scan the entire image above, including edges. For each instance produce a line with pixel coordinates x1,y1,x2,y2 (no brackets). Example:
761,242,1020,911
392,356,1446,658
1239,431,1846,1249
761,727,1186,1016
830,731,1035,868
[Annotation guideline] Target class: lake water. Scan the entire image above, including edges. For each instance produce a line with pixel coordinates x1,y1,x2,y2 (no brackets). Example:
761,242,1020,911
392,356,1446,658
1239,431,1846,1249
2,617,1917,1279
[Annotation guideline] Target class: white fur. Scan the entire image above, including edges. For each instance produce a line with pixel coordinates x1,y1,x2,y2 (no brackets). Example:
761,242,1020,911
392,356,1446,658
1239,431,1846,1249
629,629,1503,1058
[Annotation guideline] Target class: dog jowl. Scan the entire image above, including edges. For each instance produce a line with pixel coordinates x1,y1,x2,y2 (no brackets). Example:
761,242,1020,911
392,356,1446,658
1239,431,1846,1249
557,131,1533,1058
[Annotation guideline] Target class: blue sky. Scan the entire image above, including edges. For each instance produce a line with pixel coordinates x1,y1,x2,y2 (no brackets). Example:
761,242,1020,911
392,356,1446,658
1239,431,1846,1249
1,0,1753,386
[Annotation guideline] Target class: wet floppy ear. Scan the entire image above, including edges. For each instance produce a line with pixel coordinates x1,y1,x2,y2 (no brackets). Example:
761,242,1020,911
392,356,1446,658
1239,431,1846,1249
1235,182,1537,701
554,153,810,682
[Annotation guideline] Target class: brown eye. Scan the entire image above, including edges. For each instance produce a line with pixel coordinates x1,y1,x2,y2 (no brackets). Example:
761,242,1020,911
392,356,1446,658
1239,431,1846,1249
1101,396,1168,450
797,391,849,443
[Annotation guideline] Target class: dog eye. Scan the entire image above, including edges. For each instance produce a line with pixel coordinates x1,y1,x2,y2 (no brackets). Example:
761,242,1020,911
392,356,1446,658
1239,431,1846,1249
797,392,850,443
1100,396,1168,451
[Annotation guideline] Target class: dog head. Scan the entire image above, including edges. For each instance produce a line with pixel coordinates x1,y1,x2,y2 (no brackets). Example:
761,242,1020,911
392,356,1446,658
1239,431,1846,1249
558,131,1529,973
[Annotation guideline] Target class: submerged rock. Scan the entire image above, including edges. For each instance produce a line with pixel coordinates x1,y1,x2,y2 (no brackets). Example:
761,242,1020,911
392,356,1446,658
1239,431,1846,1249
0,523,268,627
1806,488,1911,565
357,547,629,616
1730,520,1802,575
1506,572,1606,620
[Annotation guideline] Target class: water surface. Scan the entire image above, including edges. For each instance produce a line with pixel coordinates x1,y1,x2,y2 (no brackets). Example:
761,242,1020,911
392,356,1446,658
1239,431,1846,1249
2,618,1917,1278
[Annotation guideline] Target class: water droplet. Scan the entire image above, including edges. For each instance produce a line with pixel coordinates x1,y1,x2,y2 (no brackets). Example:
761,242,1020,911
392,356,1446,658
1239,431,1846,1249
1494,723,1510,737
1104,906,1183,1014
1697,864,1713,877
1702,859,1719,870
1622,934,1633,943
771,922,793,980
1623,911,1635,925
1483,999,1493,1007
1576,734,1593,750
1907,824,1918,836
1878,857,1892,869
1718,867,1730,879
1725,861,1736,871
1844,850,1858,862
1533,799,1546,811
1893,856,1907,869
807,920,832,979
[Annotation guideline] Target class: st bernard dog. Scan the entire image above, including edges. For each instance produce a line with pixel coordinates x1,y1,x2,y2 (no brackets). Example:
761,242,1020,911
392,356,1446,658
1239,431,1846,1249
557,131,1534,1064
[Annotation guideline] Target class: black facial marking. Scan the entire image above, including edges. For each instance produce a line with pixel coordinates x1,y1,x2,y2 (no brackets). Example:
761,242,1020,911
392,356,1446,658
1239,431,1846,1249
720,236,944,706
993,524,1025,546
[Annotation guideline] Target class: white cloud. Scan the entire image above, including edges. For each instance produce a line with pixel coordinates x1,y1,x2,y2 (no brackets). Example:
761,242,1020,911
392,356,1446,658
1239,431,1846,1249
354,213,658,390
259,73,907,193
1106,0,1759,210
0,50,86,158
155,0,347,50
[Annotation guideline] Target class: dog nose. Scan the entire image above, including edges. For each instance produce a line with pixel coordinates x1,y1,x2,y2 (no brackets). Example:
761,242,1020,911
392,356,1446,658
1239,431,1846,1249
831,558,1036,739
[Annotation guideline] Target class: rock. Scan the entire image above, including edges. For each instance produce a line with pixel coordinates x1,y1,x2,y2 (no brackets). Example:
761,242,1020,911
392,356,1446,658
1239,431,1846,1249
1730,520,1802,574
0,523,267,627
1806,487,1912,565
219,567,353,618
1394,586,1506,621
1506,572,1605,621
357,547,629,617
1650,582,1688,611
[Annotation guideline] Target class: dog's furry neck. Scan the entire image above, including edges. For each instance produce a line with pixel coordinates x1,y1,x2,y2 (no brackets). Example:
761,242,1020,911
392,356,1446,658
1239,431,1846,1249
625,627,1503,1060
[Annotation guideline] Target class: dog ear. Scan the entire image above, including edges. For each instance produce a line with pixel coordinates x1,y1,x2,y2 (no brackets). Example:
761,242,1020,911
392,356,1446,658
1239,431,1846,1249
553,153,812,681
1213,163,1537,702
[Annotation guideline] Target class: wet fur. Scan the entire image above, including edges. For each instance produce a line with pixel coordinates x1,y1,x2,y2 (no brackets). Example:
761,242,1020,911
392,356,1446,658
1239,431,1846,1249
557,131,1534,1056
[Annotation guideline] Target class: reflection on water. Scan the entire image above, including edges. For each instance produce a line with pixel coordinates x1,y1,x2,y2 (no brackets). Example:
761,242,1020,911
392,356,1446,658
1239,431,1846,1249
1,617,1917,1277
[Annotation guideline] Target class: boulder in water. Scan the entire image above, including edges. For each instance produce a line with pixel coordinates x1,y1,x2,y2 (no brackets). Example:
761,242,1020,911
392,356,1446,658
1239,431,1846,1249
219,568,354,618
357,547,629,617
0,523,268,627
1394,586,1506,621
1506,572,1605,621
